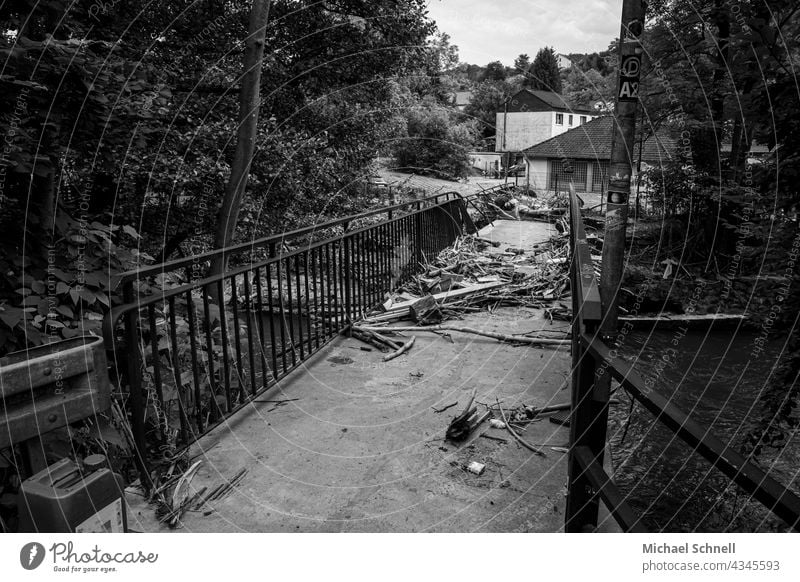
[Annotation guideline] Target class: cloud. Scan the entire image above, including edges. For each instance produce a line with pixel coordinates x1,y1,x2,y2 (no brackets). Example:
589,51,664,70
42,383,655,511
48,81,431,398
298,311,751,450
426,0,622,65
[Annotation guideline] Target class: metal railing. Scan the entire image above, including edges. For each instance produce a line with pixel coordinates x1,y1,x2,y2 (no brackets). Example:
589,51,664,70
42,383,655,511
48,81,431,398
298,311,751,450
564,184,800,532
103,194,476,487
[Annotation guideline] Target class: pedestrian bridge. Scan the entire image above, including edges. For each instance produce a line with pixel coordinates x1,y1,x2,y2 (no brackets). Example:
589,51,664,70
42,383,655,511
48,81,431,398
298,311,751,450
103,191,800,533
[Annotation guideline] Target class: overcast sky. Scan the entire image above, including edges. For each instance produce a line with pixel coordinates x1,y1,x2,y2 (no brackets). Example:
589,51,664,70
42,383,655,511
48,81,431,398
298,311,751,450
425,0,623,66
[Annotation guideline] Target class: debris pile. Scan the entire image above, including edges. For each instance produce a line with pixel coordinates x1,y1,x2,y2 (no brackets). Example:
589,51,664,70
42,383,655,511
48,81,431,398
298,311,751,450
349,232,575,360
364,233,572,324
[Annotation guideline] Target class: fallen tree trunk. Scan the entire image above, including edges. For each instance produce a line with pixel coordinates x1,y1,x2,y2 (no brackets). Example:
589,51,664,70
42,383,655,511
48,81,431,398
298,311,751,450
354,325,570,346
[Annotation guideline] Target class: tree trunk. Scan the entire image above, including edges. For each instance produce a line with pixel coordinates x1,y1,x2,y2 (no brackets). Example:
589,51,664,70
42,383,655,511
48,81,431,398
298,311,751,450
710,2,730,157
208,0,271,286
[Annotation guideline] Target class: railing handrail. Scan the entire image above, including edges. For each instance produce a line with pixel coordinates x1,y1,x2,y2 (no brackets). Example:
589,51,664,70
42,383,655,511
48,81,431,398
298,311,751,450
568,184,601,323
112,191,464,290
566,186,800,532
104,195,472,488
584,335,800,531
101,200,460,350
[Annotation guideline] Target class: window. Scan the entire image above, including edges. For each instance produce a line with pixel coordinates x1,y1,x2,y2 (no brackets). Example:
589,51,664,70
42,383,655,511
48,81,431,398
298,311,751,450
549,159,588,191
580,116,587,125
568,115,573,125
555,113,564,125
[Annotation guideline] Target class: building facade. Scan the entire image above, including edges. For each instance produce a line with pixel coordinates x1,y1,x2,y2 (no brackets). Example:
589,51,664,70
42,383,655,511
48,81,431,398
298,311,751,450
495,89,598,153
523,116,677,195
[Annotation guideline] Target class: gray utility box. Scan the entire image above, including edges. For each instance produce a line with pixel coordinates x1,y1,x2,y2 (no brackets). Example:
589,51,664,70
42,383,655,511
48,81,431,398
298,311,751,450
18,456,127,533
0,336,111,466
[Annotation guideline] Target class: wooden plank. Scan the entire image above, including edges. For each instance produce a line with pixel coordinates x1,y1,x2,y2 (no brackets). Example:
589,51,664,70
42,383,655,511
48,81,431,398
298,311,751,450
383,281,505,315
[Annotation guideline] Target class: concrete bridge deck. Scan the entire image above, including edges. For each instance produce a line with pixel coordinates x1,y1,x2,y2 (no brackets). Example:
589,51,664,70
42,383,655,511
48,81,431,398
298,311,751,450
126,221,588,532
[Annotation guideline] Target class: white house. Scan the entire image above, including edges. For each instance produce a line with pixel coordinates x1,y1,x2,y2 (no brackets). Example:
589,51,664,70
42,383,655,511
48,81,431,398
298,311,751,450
556,53,573,69
495,89,599,153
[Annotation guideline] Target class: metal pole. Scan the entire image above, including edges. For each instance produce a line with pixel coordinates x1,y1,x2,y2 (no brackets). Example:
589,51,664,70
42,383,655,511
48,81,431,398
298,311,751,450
599,0,646,337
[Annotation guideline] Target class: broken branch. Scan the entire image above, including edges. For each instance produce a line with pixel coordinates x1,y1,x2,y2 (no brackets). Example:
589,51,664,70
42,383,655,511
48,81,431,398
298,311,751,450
355,325,569,346
383,335,416,362
497,398,547,457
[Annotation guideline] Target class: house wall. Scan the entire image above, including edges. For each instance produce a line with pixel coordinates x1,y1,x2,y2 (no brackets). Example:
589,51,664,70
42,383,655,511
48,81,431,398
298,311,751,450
526,159,550,192
524,157,599,194
497,111,599,152
496,111,553,152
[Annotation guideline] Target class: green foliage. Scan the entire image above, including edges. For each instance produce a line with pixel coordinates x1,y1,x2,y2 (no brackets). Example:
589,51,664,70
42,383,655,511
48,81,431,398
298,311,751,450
482,60,508,82
0,209,149,354
462,81,507,149
528,47,562,93
513,53,530,74
392,106,478,179
561,67,612,109
0,0,439,355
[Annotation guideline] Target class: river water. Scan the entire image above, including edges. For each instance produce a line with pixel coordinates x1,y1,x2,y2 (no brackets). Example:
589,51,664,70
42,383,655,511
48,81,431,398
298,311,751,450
607,326,800,532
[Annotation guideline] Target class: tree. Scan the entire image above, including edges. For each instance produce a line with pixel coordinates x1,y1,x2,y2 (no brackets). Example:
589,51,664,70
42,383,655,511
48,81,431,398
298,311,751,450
209,0,271,280
514,53,530,74
482,60,507,82
528,47,562,93
392,105,478,179
562,67,613,109
0,0,439,354
463,81,508,149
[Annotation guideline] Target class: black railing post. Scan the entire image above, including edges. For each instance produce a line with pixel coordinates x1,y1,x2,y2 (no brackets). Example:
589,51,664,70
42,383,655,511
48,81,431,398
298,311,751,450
414,207,423,269
565,185,607,532
122,280,150,490
343,236,352,333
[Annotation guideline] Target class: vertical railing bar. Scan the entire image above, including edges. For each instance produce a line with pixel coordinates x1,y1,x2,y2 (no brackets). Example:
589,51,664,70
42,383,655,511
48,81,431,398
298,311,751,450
242,271,258,396
253,267,270,390
121,282,149,488
356,231,364,317
295,254,306,361
303,252,313,354
330,242,340,332
285,257,297,366
343,235,352,328
216,278,233,413
321,245,330,341
184,290,201,444
311,248,321,350
370,228,378,310
230,275,245,405
201,291,217,428
266,262,281,380
167,297,183,448
146,305,167,444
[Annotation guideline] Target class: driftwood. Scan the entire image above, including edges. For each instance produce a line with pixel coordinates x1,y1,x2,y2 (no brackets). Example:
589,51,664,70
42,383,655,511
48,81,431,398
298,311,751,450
497,399,546,457
354,325,570,346
410,295,442,324
432,401,459,414
383,335,416,362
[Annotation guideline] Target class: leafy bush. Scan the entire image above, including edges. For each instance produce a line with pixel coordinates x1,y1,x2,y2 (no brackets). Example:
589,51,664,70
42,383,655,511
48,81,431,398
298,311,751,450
392,106,478,180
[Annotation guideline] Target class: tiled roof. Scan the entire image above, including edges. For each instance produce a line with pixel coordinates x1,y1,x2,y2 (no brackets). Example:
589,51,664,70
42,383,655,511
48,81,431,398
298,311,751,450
509,89,595,114
523,116,676,163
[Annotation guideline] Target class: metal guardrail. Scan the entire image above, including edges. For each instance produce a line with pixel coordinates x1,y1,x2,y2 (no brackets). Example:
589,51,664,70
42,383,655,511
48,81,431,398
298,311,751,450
103,195,475,487
564,184,800,533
